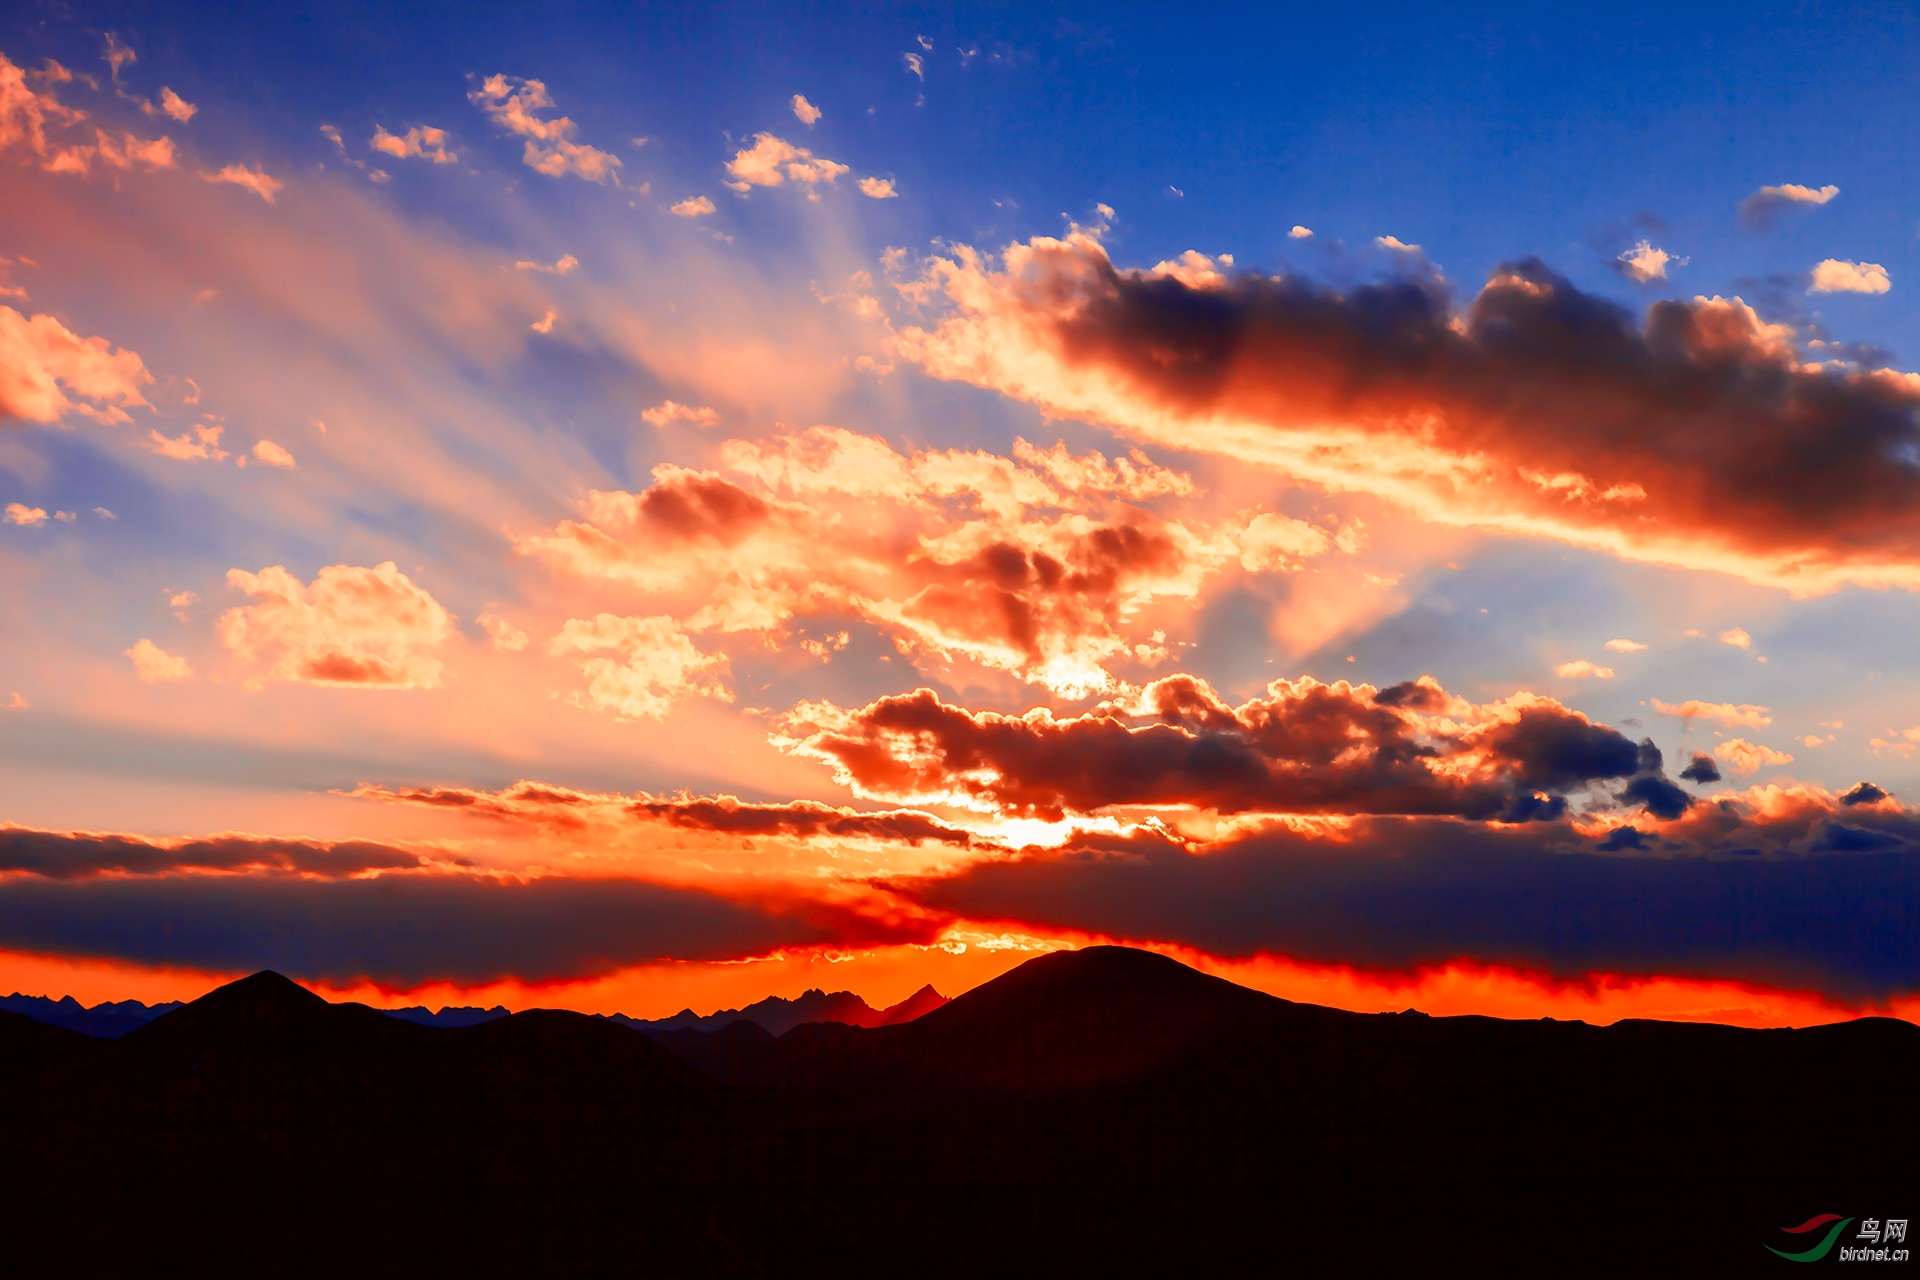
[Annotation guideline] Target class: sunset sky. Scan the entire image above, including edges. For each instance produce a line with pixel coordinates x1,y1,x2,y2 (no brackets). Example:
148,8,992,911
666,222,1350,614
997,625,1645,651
4,2,1918,1027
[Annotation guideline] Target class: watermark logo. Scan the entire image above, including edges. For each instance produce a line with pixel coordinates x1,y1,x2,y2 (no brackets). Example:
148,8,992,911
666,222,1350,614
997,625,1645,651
1768,1215,1909,1263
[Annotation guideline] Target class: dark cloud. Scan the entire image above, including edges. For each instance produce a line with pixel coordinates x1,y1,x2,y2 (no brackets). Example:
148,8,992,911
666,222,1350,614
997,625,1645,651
900,814,1920,1000
786,675,1672,822
1679,753,1722,784
0,872,932,987
0,825,431,879
938,242,1920,582
1842,782,1888,806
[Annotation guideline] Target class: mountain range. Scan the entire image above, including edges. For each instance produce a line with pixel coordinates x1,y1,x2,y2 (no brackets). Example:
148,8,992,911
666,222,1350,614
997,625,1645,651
1,946,1911,1277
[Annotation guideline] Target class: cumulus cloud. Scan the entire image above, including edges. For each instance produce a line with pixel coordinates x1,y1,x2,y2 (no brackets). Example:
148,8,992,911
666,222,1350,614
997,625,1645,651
5,502,47,526
858,176,898,199
548,613,730,720
670,195,715,217
468,74,620,183
530,309,556,333
251,439,295,468
516,430,1287,698
640,400,719,428
1718,627,1752,649
0,305,154,426
148,422,228,461
1808,259,1890,295
1554,660,1613,679
1605,638,1648,652
1678,752,1721,783
1651,698,1772,727
791,94,822,125
1615,240,1684,283
478,611,529,651
1288,226,1313,239
1739,182,1839,231
892,237,1920,593
201,163,283,202
370,123,456,164
1714,738,1794,774
125,638,191,683
724,132,849,191
777,674,1684,823
218,561,453,689
1375,235,1421,253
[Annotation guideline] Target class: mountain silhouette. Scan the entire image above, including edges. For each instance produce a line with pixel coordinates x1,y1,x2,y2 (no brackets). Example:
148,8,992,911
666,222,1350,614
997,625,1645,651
0,992,183,1038
1,947,1913,1278
611,980,950,1037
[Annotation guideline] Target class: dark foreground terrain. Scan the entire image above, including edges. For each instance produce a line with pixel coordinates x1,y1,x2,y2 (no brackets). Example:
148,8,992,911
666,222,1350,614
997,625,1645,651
2,947,1911,1276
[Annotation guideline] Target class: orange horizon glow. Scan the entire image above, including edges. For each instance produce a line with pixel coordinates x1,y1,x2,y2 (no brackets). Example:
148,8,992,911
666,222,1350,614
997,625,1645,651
6,927,1914,1031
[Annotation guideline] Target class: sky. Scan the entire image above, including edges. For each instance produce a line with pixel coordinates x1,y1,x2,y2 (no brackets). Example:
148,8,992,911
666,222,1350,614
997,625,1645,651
3,0,1918,1026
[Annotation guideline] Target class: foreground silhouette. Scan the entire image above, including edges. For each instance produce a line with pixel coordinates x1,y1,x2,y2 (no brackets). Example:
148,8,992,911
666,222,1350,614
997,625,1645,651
1,947,1911,1277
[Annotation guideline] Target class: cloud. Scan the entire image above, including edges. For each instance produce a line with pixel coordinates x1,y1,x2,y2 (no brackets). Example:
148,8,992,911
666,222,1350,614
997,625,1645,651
514,254,579,274
0,822,433,880
725,132,849,190
0,304,154,424
478,611,528,651
370,123,457,164
1678,752,1721,783
1714,738,1794,774
251,439,295,468
1739,182,1839,230
904,52,925,79
858,176,898,199
1651,698,1772,727
218,561,453,689
1718,627,1751,649
126,638,191,683
777,674,1682,823
468,74,620,183
1375,235,1421,253
896,793,1920,1000
530,309,556,333
355,779,979,849
158,87,196,123
5,502,47,526
202,163,283,203
670,195,715,217
1554,660,1613,679
892,239,1920,593
517,432,1270,698
1604,638,1648,652
640,400,720,428
0,862,923,987
1616,240,1684,283
1288,226,1313,239
148,422,228,461
1808,259,1890,295
548,613,730,720
791,94,822,125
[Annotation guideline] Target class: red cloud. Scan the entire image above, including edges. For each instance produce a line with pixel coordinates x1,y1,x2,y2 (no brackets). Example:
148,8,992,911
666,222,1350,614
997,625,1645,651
896,234,1920,593
0,823,436,879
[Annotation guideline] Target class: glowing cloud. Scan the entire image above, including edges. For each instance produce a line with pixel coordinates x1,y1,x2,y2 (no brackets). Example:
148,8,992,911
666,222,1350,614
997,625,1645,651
250,439,296,468
640,400,720,427
791,94,822,125
1554,660,1614,678
1288,226,1313,238
157,87,196,122
201,163,283,202
670,195,715,216
125,639,191,684
370,123,457,164
5,502,47,526
0,305,153,425
468,74,620,182
725,132,849,190
1616,240,1683,283
1652,699,1772,727
1714,738,1794,774
218,562,453,689
1739,182,1839,230
1604,639,1648,652
514,254,579,274
548,613,730,720
1808,259,1890,295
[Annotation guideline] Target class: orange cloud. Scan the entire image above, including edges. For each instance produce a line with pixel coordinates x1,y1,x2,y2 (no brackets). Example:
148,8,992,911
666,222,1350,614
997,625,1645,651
1714,738,1794,774
724,132,848,191
202,163,282,202
0,304,153,424
218,561,453,689
125,638,191,683
468,74,619,183
370,123,456,164
547,613,730,720
518,427,1329,698
1652,698,1771,727
893,234,1920,594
